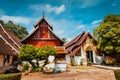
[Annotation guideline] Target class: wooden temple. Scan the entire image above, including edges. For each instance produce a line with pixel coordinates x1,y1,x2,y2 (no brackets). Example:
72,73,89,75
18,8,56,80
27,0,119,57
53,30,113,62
21,16,67,60
0,23,22,68
65,32,99,65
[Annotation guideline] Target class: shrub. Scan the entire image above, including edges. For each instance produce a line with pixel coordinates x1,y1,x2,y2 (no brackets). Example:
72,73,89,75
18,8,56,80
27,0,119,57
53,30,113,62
114,69,120,80
105,56,116,65
0,73,21,80
87,60,92,66
80,58,83,65
71,57,77,66
30,67,41,73
23,63,29,70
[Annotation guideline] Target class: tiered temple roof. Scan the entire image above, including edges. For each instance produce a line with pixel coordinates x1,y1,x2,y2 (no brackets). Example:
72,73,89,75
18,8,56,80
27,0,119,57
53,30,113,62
65,32,94,56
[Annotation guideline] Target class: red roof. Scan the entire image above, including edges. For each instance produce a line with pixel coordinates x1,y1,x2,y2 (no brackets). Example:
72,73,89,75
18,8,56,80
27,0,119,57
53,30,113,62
0,23,22,56
65,32,94,56
55,47,67,54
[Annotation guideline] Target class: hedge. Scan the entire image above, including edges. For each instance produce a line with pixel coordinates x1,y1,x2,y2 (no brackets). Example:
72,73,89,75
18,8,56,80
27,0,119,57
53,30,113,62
0,73,21,80
114,69,120,80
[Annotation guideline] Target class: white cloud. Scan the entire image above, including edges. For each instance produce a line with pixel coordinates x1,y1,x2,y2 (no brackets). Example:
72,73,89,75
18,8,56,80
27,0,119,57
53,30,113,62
67,24,86,35
86,19,102,33
0,15,39,32
79,0,103,8
0,15,33,24
47,18,87,42
91,20,101,25
0,15,101,42
54,29,64,36
30,4,65,14
77,24,85,30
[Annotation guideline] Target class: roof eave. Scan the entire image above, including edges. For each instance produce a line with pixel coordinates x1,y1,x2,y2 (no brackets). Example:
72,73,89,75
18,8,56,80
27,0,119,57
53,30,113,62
21,27,39,42
48,27,63,43
34,17,53,28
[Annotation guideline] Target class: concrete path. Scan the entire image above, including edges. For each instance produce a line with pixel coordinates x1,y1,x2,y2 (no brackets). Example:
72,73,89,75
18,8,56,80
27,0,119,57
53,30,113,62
93,65,120,70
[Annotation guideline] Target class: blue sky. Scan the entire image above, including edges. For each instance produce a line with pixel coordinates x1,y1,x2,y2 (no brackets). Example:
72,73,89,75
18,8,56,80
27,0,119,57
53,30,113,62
0,0,120,41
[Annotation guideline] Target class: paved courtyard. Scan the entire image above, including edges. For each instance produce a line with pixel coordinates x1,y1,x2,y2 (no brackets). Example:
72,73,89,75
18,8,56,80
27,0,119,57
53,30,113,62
21,66,116,80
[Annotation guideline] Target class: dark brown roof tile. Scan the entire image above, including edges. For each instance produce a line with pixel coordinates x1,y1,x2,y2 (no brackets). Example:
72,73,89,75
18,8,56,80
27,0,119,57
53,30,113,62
65,32,94,56
0,24,21,56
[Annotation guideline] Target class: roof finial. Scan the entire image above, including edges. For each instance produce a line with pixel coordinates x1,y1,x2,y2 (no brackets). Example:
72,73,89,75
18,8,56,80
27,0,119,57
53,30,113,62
43,12,44,18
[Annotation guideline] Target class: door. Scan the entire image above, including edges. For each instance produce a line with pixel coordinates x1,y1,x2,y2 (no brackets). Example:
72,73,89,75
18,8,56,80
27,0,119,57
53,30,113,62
86,51,93,62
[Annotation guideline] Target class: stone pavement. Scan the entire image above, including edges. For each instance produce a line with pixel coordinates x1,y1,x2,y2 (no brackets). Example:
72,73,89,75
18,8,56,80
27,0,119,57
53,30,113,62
93,65,120,70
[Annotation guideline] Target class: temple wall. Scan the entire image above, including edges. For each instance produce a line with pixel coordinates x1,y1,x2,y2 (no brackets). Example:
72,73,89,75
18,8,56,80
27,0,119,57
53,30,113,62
4,55,13,67
73,36,98,65
26,40,61,47
0,55,4,68
40,27,49,38
0,55,13,68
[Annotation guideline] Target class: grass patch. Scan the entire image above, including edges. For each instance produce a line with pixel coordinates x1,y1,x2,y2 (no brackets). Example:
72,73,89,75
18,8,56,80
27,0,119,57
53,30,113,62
114,69,120,80
0,73,21,80
23,63,29,70
30,67,41,73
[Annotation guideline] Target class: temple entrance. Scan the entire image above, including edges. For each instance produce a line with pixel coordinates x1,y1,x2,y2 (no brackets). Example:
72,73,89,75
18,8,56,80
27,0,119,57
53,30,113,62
86,51,94,63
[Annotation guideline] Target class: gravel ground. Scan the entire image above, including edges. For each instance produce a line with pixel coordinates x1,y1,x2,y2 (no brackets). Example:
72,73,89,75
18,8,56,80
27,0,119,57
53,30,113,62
21,66,116,80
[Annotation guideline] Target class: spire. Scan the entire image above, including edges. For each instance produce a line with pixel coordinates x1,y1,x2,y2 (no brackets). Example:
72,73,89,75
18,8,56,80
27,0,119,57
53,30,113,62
43,12,44,18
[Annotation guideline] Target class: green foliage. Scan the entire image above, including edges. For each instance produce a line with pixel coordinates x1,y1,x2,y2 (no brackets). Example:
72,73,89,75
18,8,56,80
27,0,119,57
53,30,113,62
61,38,67,45
30,67,41,73
87,60,92,66
114,69,120,80
71,57,77,66
19,44,36,61
0,20,28,40
94,14,120,54
36,46,57,60
0,20,4,25
19,45,57,68
0,73,21,80
23,63,29,70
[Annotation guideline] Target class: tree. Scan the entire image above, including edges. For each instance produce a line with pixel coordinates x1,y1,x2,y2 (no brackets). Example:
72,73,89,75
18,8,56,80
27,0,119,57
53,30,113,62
18,44,37,68
36,46,57,60
93,14,120,55
36,46,57,70
0,20,4,25
0,20,28,40
19,45,57,68
62,37,68,45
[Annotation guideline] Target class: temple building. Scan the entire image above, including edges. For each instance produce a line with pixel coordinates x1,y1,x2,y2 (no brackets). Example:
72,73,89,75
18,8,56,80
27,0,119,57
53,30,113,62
65,32,100,65
0,23,22,68
21,16,67,59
